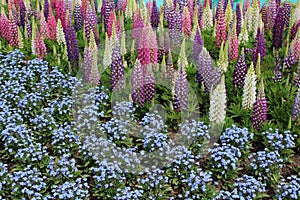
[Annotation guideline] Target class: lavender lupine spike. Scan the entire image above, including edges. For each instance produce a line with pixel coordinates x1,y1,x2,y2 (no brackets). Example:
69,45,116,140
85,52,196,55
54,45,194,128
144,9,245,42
145,66,156,102
65,19,79,68
252,27,266,65
151,0,159,28
74,2,84,31
111,42,124,92
283,1,291,28
167,51,175,81
173,63,188,112
233,48,248,88
242,62,257,110
272,6,285,49
210,75,226,126
294,62,300,87
85,4,98,42
272,51,283,82
132,59,146,105
252,78,267,130
193,28,203,63
268,0,277,30
292,87,300,121
283,43,296,70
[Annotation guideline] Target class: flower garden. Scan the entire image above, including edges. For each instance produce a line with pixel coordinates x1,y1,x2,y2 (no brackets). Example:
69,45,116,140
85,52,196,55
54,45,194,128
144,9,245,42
0,0,300,199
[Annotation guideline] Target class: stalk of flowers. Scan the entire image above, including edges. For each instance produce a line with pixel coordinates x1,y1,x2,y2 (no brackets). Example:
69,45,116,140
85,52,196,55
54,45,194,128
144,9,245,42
167,51,175,82
56,19,66,46
272,6,285,49
293,63,300,87
25,16,32,39
292,30,300,61
125,0,133,20
133,8,144,47
283,1,291,28
18,26,23,49
267,0,277,31
150,0,159,28
225,0,233,30
249,0,259,35
229,19,239,61
44,0,49,21
0,8,9,41
182,6,191,37
19,0,26,28
65,18,79,68
31,17,36,54
111,41,124,92
252,78,267,130
209,75,226,126
46,7,56,40
34,28,47,59
103,32,112,68
132,59,146,106
242,62,257,110
216,2,227,48
217,41,228,73
190,5,199,40
55,0,66,30
239,19,248,45
144,65,155,102
178,38,188,69
85,3,98,43
173,63,188,112
233,48,248,88
157,12,164,49
102,0,114,30
40,12,49,39
283,42,296,70
292,87,300,121
74,0,84,31
290,20,300,41
81,0,89,19
293,1,300,25
236,3,242,36
8,11,19,47
201,2,213,30
252,26,266,65
261,5,268,29
272,51,283,82
138,25,151,75
193,28,203,63
149,28,158,70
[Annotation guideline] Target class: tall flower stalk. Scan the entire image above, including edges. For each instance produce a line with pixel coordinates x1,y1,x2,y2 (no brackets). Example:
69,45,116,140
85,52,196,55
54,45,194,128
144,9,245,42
173,63,188,112
242,62,257,110
252,78,267,130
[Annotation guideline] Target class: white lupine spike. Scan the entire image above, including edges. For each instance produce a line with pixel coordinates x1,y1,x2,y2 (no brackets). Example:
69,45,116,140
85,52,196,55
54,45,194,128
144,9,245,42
293,1,300,24
242,62,257,110
103,33,112,67
125,0,133,20
202,4,213,30
239,20,248,44
209,75,226,125
56,19,66,46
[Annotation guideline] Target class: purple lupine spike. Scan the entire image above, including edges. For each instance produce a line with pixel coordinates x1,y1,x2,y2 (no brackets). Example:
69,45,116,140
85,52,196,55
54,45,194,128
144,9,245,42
283,1,291,28
12,8,21,27
290,20,300,41
145,66,156,102
103,0,114,30
283,47,296,70
83,47,93,83
25,18,32,39
294,64,300,88
272,6,285,49
236,3,242,36
111,42,124,92
272,52,283,82
193,28,203,62
151,0,160,28
132,59,146,106
233,49,248,88
292,87,300,121
19,1,26,28
65,19,79,68
252,79,267,130
44,0,49,21
173,63,188,112
74,3,83,31
268,0,277,30
167,51,175,81
198,3,203,28
85,4,98,42
252,28,266,65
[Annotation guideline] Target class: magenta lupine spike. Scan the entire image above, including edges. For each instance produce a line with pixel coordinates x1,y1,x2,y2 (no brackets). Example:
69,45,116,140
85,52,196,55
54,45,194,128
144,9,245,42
74,2,84,31
173,63,188,112
182,6,192,36
47,6,56,40
133,8,144,47
85,4,98,42
8,12,19,47
267,0,277,30
107,12,118,38
132,59,146,106
252,28,266,65
40,14,49,39
272,6,285,49
55,0,66,30
293,38,300,62
44,0,49,21
236,3,242,36
111,42,124,92
229,29,239,61
283,1,291,28
145,66,156,102
233,49,248,88
0,10,10,41
290,20,300,41
149,29,158,70
252,79,267,130
216,2,227,48
81,0,89,19
65,19,79,68
292,87,300,121
151,0,160,28
19,0,26,28
34,28,47,59
187,0,194,22
138,26,151,74
193,28,203,62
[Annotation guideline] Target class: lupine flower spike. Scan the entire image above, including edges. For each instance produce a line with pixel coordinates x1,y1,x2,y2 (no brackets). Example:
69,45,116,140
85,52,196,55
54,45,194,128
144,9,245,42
242,62,257,110
173,63,188,112
132,59,146,105
216,1,227,48
252,78,267,130
210,75,226,126
233,48,248,88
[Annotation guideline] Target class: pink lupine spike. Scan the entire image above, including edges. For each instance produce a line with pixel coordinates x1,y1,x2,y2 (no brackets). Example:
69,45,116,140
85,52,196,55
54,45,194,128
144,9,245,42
216,2,227,48
34,28,47,59
182,6,192,36
138,25,151,75
0,9,10,41
47,6,57,40
107,11,118,38
8,11,19,47
55,0,66,30
40,14,49,39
